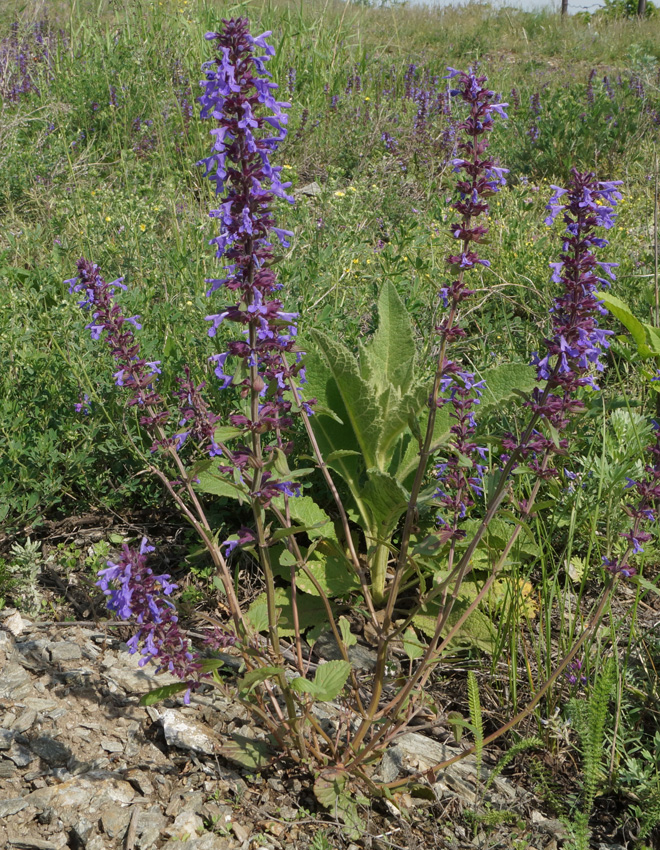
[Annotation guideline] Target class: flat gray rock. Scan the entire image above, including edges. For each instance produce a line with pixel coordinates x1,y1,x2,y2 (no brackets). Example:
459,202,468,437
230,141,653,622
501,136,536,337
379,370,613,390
48,641,82,663
160,709,217,755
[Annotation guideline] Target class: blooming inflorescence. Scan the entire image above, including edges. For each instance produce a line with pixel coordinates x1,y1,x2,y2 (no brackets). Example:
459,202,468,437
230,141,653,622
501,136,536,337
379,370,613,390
434,69,508,539
97,538,235,702
503,171,622,479
197,18,312,507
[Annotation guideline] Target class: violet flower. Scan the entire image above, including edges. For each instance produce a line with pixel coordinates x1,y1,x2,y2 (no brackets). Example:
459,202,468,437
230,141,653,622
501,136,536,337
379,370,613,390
434,69,507,539
97,539,235,702
197,18,311,507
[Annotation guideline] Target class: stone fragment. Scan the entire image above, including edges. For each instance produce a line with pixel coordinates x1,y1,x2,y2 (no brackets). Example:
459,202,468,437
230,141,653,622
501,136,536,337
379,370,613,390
69,816,96,850
48,642,82,663
166,810,204,839
231,822,249,843
30,736,70,766
99,737,123,754
0,761,15,778
135,806,168,847
7,741,34,766
0,797,28,817
7,839,58,850
100,805,132,839
160,709,217,755
0,728,14,749
296,181,321,197
12,708,37,733
3,610,27,636
0,662,33,699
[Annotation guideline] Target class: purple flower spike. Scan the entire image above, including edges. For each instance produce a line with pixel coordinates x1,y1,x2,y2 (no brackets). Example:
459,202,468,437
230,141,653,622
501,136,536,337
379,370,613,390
197,18,313,505
96,540,235,697
434,69,507,537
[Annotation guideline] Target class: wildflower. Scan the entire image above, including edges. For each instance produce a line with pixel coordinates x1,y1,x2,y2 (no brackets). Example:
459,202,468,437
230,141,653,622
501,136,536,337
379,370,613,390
197,18,311,504
435,69,507,537
140,223,146,232
334,190,346,198
97,539,235,702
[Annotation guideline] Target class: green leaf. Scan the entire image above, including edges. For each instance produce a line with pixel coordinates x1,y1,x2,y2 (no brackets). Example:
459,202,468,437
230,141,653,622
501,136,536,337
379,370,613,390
361,469,410,535
195,470,247,502
245,587,331,636
312,659,352,701
402,626,426,661
359,281,416,395
238,666,285,695
295,545,360,597
477,363,538,413
339,616,357,648
309,330,382,469
598,291,655,357
313,770,363,839
218,734,275,770
272,495,337,541
139,683,189,706
213,425,244,443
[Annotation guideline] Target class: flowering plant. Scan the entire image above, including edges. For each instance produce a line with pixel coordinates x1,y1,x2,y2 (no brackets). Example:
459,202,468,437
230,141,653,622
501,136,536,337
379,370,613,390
67,18,655,825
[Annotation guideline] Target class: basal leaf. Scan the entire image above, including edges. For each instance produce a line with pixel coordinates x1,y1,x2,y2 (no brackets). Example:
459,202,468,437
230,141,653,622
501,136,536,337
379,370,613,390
360,281,416,395
312,659,352,701
195,470,247,502
598,291,651,355
238,666,285,695
245,587,331,637
361,469,410,535
272,494,338,541
296,545,360,597
139,683,189,706
310,330,382,469
218,734,275,770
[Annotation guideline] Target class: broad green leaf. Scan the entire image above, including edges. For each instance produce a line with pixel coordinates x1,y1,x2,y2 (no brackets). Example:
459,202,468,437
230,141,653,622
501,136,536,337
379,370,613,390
195,470,247,502
139,683,189,706
238,666,285,695
598,291,654,356
339,616,357,648
477,363,538,413
402,626,426,661
361,469,410,535
360,281,416,394
272,494,338,541
310,330,382,469
245,587,331,636
296,547,360,597
313,770,363,838
218,734,275,770
312,659,352,701
213,425,244,443
376,383,428,470
414,596,496,654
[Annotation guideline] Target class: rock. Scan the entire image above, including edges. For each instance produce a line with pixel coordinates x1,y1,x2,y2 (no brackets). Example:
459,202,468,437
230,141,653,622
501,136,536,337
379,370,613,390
3,610,27,636
160,709,217,755
0,661,33,699
166,810,204,839
0,761,16,778
0,728,14,749
298,181,321,197
100,805,132,839
30,736,70,766
314,631,377,671
134,806,168,847
7,839,58,850
0,797,29,817
232,822,249,843
12,708,37,733
69,817,95,849
99,738,123,754
537,819,569,840
48,642,82,663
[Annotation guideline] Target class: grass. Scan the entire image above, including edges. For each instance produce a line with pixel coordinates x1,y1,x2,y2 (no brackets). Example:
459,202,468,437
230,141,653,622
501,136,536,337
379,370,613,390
2,0,660,842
